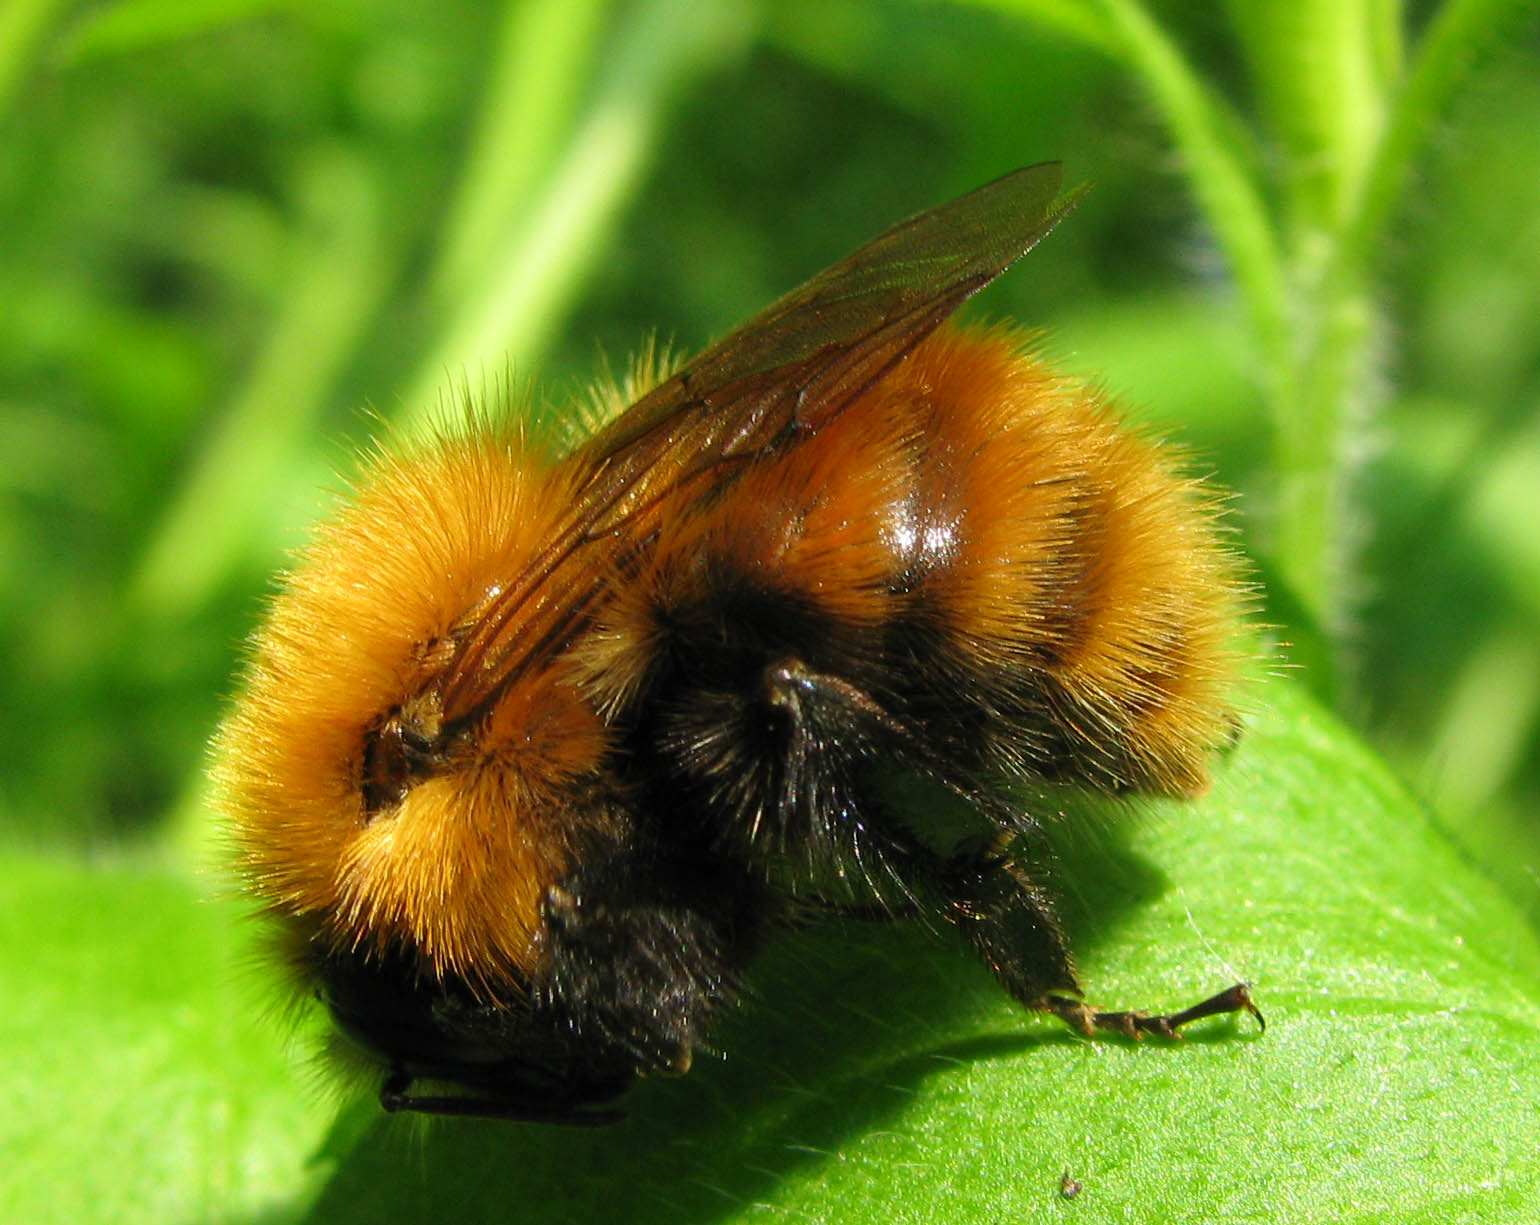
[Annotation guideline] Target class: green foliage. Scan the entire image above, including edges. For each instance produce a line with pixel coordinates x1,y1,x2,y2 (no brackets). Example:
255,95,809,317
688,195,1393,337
3,0,1540,1219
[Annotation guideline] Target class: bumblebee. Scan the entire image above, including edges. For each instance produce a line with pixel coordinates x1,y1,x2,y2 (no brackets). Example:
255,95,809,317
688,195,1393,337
216,163,1260,1124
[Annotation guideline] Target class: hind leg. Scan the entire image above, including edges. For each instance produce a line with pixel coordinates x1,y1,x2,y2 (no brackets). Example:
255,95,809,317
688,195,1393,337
934,841,1264,1037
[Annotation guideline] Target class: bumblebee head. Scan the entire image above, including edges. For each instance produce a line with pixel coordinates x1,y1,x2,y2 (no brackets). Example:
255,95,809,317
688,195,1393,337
215,426,603,994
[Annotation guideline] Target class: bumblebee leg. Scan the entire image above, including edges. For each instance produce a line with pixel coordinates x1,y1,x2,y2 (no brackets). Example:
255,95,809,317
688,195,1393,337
751,658,1264,1039
935,846,1263,1039
539,848,755,1079
378,1067,627,1125
1043,981,1264,1039
934,842,1082,1008
794,895,919,922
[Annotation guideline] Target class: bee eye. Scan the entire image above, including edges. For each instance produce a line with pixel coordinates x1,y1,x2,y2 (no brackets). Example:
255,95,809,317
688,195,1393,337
362,713,438,820
362,719,409,820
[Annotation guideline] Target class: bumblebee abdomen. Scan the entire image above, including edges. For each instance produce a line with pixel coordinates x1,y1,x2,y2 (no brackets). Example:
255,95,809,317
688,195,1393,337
880,327,1245,795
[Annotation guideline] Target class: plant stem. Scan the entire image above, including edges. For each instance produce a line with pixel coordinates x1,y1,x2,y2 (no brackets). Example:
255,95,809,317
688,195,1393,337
399,0,753,433
428,0,610,306
1095,0,1293,400
128,148,390,618
1087,0,1533,691
1346,0,1540,270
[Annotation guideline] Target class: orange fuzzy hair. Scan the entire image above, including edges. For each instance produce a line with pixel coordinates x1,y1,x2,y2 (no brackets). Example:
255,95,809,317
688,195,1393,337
213,420,607,991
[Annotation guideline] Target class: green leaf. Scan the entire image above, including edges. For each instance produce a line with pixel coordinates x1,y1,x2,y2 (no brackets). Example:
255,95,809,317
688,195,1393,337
6,678,1539,1222
0,857,331,1224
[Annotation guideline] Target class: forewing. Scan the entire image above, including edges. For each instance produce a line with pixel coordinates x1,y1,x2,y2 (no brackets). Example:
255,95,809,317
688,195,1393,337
576,161,1081,511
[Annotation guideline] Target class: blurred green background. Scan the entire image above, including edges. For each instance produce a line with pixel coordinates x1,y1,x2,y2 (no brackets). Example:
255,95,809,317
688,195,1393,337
4,0,1537,907
6,1,1540,1220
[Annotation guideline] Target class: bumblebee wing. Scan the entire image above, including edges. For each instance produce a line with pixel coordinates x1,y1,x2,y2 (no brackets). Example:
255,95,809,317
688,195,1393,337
573,162,1083,529
438,163,1085,725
